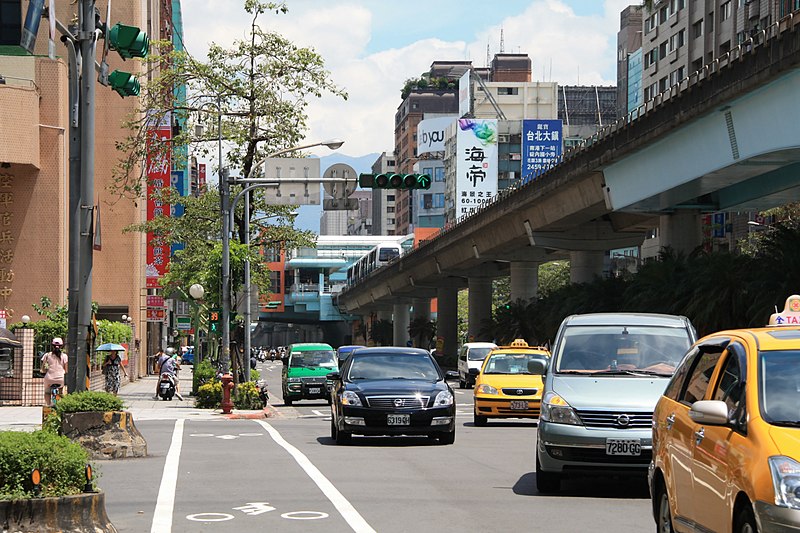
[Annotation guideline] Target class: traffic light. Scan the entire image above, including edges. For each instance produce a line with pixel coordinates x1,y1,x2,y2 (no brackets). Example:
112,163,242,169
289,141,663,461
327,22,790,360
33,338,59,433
108,23,149,59
358,173,432,190
209,309,221,334
108,70,140,97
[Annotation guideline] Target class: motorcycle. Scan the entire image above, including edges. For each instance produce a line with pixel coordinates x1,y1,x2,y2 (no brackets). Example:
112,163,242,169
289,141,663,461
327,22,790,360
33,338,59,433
158,372,176,401
256,379,269,407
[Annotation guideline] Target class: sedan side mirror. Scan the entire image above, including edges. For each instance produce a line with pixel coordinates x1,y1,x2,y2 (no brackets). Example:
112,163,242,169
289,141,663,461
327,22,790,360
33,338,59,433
688,400,730,426
527,359,548,375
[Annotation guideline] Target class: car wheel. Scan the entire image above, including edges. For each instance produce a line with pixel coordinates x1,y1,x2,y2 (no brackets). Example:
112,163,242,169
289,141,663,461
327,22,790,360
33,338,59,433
655,480,674,533
438,431,456,445
285,397,293,406
474,409,487,427
335,427,351,445
733,503,757,533
535,454,561,493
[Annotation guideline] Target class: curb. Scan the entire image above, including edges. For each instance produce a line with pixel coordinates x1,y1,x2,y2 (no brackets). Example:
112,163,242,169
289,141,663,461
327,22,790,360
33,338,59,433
223,405,275,420
0,491,116,532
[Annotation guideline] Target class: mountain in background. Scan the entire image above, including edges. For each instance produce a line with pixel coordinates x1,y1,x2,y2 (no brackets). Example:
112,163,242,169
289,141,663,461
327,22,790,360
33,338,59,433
293,152,380,233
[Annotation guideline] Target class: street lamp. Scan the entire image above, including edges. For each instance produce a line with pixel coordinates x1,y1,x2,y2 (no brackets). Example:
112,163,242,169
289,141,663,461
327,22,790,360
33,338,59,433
229,139,344,384
189,283,204,363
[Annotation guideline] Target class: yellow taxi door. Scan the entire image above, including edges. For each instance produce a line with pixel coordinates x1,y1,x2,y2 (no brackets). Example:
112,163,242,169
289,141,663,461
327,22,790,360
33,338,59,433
661,398,697,522
690,344,748,533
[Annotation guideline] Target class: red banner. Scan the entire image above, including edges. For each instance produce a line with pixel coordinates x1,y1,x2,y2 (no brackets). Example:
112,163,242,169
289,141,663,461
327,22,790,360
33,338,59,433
198,163,206,192
146,308,166,322
146,125,172,288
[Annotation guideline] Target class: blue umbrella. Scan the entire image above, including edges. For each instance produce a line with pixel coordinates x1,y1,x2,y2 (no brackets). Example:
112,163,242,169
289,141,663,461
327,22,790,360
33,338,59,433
96,343,126,352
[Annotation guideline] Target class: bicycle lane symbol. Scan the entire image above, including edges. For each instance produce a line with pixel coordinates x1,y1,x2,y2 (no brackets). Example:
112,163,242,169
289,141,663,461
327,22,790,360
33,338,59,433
186,502,329,522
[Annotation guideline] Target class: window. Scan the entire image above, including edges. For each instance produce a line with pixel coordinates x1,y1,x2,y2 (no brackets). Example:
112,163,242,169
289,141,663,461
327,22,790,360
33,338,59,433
659,5,669,24
422,194,433,210
707,12,714,33
720,40,731,55
386,207,395,213
659,76,668,92
712,347,745,416
645,14,657,33
691,58,703,72
0,0,22,46
721,1,731,21
423,167,434,177
269,270,282,291
645,49,658,68
677,29,685,48
664,348,700,400
693,19,703,39
659,40,668,58
434,167,445,182
497,87,519,96
434,193,445,208
679,350,724,405
386,194,395,202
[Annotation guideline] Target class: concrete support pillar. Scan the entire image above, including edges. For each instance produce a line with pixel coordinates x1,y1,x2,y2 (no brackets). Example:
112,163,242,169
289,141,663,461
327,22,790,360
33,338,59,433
570,251,605,284
393,303,411,347
412,298,431,322
659,211,703,255
436,287,458,359
510,262,539,302
468,277,493,342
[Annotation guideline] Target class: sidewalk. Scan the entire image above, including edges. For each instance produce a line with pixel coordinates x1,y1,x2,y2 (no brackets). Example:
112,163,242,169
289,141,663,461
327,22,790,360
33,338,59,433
0,367,270,431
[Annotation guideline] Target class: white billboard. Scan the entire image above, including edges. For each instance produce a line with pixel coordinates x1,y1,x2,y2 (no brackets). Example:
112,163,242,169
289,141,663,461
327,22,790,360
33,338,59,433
458,70,471,118
416,116,456,155
455,119,498,217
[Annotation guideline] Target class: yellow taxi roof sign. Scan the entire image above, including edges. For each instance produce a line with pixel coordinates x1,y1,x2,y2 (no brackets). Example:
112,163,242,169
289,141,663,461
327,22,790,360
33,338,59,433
768,294,800,326
509,339,529,347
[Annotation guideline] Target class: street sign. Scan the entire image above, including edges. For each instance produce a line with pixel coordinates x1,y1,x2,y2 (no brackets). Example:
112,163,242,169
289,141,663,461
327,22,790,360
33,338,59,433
146,295,165,308
146,308,166,322
322,163,357,198
262,158,321,206
176,317,192,331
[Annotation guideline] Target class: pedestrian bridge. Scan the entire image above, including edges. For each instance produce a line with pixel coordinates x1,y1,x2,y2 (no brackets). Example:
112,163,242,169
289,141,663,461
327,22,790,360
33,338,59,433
337,14,800,352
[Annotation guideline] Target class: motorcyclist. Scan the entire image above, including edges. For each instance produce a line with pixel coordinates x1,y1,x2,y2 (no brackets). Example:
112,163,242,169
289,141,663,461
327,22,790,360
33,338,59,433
154,348,182,400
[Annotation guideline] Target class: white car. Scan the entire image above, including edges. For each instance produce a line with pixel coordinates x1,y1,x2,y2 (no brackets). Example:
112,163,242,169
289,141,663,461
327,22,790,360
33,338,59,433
457,342,497,389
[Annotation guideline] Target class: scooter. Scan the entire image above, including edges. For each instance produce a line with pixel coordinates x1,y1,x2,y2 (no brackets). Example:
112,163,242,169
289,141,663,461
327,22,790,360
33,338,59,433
158,372,176,401
256,379,269,407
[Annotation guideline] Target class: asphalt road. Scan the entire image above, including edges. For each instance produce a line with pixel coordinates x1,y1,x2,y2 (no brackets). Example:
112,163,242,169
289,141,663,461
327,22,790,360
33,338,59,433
97,360,654,532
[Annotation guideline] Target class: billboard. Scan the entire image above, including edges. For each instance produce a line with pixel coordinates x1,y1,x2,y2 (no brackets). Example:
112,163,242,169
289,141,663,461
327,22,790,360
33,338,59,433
455,119,498,217
458,70,471,118
417,116,456,155
145,114,172,288
521,119,563,184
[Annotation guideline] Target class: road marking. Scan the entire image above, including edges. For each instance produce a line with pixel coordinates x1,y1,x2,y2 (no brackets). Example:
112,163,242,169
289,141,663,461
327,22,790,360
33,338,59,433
312,410,326,417
186,513,234,522
282,511,330,520
255,420,376,533
151,419,184,533
233,502,276,515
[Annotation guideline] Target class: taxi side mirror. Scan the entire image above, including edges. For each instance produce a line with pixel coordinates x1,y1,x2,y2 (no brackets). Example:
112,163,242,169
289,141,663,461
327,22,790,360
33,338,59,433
688,400,730,426
527,359,548,375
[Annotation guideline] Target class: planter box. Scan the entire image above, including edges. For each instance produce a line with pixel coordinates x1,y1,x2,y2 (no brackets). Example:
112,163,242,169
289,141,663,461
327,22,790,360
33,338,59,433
61,411,147,460
0,491,115,532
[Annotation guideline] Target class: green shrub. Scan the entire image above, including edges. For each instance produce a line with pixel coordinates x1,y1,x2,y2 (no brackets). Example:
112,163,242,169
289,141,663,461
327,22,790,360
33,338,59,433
233,381,263,410
250,368,260,382
193,360,217,393
55,391,124,415
195,381,221,409
0,430,90,499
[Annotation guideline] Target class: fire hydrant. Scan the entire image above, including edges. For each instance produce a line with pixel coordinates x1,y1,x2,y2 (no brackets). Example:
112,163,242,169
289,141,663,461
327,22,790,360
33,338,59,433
220,373,234,414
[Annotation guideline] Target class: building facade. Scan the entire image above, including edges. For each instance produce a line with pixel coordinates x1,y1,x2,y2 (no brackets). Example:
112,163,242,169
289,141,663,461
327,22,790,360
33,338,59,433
370,152,397,235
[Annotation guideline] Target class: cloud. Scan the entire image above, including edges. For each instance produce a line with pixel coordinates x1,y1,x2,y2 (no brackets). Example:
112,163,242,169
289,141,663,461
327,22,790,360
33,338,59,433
181,0,627,157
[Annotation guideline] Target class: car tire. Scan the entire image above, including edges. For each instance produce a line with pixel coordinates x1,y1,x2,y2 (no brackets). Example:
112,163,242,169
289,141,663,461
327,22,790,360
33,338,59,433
474,410,487,427
335,426,351,445
285,397,293,406
733,503,757,533
438,431,456,445
655,479,674,533
535,454,561,493
459,378,465,389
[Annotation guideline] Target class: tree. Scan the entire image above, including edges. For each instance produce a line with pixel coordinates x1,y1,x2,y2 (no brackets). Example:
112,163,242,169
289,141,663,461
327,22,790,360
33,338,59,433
369,320,393,346
407,317,436,349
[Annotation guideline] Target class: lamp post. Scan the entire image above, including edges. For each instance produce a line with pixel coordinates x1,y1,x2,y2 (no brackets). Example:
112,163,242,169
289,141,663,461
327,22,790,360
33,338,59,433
231,139,344,384
189,283,204,364
121,314,134,381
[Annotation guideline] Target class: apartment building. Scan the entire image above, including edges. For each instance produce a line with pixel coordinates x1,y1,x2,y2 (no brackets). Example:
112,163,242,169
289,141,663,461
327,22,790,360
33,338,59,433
369,152,397,236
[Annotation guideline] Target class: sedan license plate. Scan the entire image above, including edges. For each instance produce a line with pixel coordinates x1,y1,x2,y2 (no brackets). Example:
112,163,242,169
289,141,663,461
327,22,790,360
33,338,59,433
387,414,410,426
605,438,641,456
510,400,528,410
308,387,321,394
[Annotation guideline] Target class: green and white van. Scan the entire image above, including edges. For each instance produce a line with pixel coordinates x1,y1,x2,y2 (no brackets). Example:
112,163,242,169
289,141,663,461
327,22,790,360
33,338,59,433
281,342,337,405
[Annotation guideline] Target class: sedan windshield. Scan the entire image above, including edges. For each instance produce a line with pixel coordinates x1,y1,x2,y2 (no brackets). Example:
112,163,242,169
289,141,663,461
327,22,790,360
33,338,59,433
484,352,548,375
760,350,800,425
290,350,337,368
347,353,441,381
555,325,691,375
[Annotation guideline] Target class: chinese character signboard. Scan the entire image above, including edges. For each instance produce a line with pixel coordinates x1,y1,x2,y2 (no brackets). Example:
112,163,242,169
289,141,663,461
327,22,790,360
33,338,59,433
145,115,172,288
198,163,206,192
522,119,563,184
455,119,498,217
146,295,165,308
146,308,166,322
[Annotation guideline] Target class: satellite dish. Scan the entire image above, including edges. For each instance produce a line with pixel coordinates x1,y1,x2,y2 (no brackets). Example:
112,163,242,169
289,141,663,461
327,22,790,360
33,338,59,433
322,163,357,199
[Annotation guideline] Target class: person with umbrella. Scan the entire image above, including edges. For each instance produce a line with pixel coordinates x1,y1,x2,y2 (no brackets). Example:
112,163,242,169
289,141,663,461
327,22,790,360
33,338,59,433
99,344,128,396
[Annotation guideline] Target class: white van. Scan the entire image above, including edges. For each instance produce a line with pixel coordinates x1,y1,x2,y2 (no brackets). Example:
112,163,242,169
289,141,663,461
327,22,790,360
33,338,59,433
457,342,497,389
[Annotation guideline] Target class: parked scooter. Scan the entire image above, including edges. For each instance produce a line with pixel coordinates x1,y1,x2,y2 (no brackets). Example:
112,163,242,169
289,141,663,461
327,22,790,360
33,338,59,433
158,372,176,401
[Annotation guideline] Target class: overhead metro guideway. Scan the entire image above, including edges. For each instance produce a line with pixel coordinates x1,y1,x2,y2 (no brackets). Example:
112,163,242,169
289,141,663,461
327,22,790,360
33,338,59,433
337,16,800,344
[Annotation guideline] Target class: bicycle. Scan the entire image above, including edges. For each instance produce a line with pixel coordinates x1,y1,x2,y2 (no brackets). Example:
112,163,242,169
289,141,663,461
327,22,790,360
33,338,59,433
48,383,63,407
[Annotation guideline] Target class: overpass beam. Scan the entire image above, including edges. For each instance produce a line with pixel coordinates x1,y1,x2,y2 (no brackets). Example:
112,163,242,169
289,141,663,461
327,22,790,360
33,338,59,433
660,210,702,255
393,304,411,347
570,251,605,284
468,277,493,342
510,262,539,302
436,286,458,359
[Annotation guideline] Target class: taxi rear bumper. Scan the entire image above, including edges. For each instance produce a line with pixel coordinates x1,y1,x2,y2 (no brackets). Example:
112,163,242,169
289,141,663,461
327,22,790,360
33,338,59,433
755,501,800,532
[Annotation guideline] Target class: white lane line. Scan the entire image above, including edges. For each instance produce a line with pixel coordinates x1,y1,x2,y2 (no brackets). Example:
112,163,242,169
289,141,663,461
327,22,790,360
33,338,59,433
312,410,326,417
254,420,376,533
151,419,185,533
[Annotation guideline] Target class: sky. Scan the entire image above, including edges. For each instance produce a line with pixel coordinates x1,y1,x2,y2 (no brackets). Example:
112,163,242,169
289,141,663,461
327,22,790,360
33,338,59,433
180,0,634,160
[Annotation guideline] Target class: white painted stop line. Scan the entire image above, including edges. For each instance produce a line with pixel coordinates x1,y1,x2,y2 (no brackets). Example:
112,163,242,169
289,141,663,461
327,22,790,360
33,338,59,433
254,420,376,533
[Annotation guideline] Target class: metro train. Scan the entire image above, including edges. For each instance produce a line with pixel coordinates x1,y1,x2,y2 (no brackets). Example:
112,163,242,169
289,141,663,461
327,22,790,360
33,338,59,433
346,242,403,286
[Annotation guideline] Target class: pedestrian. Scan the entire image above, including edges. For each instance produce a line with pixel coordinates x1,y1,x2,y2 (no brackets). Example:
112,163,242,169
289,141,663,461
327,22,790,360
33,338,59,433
101,350,128,396
40,337,68,405
151,348,164,375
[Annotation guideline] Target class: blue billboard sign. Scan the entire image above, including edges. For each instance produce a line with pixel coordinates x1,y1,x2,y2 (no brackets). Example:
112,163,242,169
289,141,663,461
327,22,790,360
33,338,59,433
521,119,563,184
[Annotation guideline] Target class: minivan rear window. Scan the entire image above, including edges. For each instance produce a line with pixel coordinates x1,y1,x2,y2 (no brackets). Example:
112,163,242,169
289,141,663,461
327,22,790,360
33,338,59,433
554,325,691,375
468,347,494,361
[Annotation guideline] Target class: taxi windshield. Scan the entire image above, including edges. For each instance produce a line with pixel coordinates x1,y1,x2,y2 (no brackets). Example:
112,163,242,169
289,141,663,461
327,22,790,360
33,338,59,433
290,350,337,368
555,325,691,375
484,352,548,375
760,350,800,425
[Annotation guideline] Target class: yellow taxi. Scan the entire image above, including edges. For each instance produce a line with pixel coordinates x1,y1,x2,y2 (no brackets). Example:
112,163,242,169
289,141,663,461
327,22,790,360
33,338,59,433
650,295,800,533
472,339,550,426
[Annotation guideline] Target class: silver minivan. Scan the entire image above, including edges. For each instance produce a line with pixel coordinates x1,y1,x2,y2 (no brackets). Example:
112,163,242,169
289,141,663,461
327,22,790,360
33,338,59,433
536,313,696,493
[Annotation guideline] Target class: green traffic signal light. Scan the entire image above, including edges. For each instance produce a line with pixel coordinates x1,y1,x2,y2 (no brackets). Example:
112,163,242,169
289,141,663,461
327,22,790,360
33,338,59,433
358,173,432,190
108,70,140,97
109,23,149,59
416,173,431,190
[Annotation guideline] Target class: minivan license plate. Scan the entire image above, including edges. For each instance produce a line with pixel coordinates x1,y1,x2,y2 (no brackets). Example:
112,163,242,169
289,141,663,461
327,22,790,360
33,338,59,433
387,414,410,426
606,438,641,456
308,387,321,394
510,400,528,410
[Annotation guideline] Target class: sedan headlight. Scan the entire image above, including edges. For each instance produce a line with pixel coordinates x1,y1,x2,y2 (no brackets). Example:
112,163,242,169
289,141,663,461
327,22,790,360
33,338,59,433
476,383,498,395
433,390,454,407
540,391,583,426
769,456,800,509
341,390,362,407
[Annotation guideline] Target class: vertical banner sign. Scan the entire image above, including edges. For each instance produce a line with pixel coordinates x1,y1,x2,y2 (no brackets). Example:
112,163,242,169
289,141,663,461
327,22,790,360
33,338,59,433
20,0,44,53
171,170,185,255
145,115,172,288
712,212,726,238
455,119,498,217
458,70,471,118
198,163,207,192
522,119,563,184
